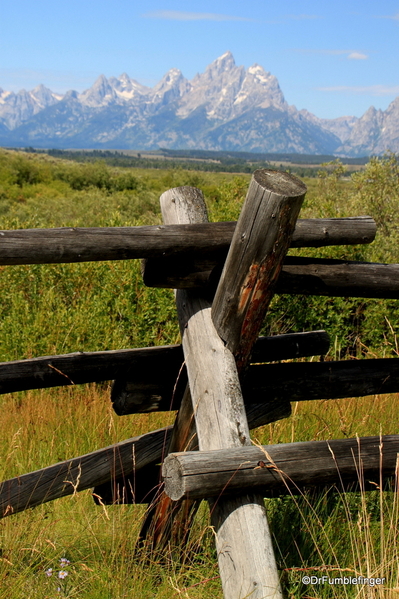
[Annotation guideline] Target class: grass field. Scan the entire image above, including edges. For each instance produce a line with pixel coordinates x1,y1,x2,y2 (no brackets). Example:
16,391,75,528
0,149,398,598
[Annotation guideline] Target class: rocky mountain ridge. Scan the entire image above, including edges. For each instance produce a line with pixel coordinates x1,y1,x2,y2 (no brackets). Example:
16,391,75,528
0,51,397,157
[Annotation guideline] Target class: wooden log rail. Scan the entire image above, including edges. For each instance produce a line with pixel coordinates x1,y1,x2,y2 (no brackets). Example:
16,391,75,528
0,330,329,398
0,378,296,518
1,352,398,514
144,256,399,299
278,257,399,299
0,346,181,397
0,428,170,518
163,436,399,501
110,357,399,420
0,216,375,265
97,356,399,504
2,430,397,518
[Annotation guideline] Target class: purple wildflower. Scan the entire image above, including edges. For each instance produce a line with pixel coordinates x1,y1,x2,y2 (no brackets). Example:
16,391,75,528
58,570,68,579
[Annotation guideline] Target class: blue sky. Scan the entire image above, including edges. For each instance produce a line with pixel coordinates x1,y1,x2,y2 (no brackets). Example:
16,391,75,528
1,0,398,119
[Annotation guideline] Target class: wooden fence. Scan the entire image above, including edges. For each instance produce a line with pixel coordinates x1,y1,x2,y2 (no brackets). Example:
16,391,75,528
0,169,398,598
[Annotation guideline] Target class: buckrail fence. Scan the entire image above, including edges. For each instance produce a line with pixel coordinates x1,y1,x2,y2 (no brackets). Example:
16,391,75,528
0,169,398,599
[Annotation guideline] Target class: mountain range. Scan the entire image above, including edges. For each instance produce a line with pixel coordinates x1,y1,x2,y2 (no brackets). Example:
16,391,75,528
0,51,398,157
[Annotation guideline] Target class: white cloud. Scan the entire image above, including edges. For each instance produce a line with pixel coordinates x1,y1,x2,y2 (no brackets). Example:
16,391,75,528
317,85,399,96
376,13,399,21
142,11,253,22
347,52,368,60
294,49,368,60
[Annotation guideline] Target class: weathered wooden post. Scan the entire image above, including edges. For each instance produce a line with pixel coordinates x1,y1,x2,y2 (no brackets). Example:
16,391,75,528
139,186,210,547
175,170,305,599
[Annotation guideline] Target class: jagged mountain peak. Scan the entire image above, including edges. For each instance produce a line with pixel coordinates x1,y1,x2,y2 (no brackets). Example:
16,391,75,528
335,97,399,157
108,73,150,101
79,75,117,107
151,68,190,106
211,50,236,69
89,74,111,93
232,62,286,113
31,84,62,105
154,68,186,88
177,52,246,119
190,51,243,88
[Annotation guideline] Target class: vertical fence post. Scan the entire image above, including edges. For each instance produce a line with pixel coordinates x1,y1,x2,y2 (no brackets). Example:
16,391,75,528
181,170,306,599
140,186,209,547
212,169,308,369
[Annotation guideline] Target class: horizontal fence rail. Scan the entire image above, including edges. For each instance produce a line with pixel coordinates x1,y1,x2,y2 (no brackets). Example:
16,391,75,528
0,331,330,397
144,256,399,299
163,435,399,501
112,357,399,418
0,345,183,397
111,330,330,415
0,428,170,518
0,217,375,265
2,432,396,518
278,257,399,299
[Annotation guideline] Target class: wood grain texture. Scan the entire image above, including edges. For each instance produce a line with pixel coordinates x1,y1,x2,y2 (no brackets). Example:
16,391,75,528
0,216,375,266
182,300,251,450
163,435,399,500
212,169,306,379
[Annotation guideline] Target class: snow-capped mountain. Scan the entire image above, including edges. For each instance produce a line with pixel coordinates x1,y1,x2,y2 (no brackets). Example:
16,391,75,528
0,84,62,129
336,97,399,157
0,51,397,156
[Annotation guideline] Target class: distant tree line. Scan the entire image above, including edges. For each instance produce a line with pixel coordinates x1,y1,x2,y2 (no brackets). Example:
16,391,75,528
18,147,370,178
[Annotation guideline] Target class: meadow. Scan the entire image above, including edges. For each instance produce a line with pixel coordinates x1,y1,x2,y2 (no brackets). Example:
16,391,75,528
0,149,398,598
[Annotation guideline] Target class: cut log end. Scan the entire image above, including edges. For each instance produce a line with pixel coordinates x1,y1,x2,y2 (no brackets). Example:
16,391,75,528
253,169,307,198
163,435,399,501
